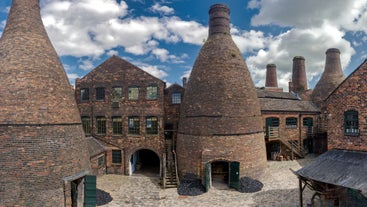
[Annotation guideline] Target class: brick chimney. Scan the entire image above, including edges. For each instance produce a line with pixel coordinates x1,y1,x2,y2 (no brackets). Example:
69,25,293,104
265,63,278,87
177,4,267,184
182,77,187,88
291,56,308,93
311,48,345,106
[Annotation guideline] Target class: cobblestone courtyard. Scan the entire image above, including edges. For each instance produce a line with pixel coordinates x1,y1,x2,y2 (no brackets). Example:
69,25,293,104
97,155,316,207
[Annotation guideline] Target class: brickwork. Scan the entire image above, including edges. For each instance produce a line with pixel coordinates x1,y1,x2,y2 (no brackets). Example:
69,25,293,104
75,56,165,175
265,64,278,87
0,0,91,206
291,56,308,93
312,48,345,107
164,83,185,133
0,125,91,206
326,60,367,151
177,4,267,181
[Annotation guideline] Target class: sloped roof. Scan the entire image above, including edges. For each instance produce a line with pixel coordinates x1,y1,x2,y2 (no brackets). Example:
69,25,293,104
87,137,107,157
257,89,319,113
296,149,367,197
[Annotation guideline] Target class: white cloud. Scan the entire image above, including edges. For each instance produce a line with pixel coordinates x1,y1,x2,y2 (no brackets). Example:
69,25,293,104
150,3,174,15
137,63,168,79
79,59,95,71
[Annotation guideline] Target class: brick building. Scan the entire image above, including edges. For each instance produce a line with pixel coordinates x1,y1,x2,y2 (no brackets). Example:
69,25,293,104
75,55,166,176
0,0,93,206
295,60,367,206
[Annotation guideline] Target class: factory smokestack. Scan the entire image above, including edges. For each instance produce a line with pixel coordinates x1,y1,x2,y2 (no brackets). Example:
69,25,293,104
291,56,308,93
265,63,278,88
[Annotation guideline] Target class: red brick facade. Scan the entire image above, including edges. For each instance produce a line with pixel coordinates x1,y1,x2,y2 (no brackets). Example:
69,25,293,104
75,56,165,175
326,60,367,151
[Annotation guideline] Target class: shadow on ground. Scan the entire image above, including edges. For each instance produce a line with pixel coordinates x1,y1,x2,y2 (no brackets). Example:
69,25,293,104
96,188,113,206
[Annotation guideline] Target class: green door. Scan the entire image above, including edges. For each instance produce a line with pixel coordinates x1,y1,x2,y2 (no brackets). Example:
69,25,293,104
205,162,211,192
71,180,78,207
229,161,240,190
84,175,97,207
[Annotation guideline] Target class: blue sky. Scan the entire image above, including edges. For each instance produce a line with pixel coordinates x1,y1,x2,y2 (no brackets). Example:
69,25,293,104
1,0,367,90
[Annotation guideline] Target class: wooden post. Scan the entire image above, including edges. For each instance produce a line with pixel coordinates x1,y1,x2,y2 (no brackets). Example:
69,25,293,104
299,178,303,207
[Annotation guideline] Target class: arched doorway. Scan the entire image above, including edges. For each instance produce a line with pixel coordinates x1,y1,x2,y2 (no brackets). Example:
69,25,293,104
130,149,160,177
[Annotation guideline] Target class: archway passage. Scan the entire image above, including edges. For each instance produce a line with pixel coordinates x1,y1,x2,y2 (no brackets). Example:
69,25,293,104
211,161,229,190
130,149,160,177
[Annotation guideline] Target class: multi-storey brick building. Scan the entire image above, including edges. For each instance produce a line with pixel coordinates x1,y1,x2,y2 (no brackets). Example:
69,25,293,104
75,55,166,176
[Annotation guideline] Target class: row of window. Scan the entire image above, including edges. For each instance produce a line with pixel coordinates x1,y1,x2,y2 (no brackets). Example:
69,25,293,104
266,117,313,128
82,116,159,135
80,86,158,101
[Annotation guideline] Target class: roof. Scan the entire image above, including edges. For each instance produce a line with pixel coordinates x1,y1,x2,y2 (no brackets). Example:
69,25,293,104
87,137,108,157
295,149,367,197
257,89,320,113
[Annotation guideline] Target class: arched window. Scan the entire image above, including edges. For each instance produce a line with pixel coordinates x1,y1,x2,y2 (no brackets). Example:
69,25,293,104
344,110,359,135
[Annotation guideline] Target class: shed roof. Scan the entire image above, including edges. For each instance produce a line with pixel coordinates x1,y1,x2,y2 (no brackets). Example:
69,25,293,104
87,137,107,157
295,149,367,197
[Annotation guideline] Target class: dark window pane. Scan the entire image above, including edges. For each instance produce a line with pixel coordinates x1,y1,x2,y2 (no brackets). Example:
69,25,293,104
96,117,106,135
286,117,297,128
96,87,105,101
81,116,91,135
112,117,122,135
112,150,122,164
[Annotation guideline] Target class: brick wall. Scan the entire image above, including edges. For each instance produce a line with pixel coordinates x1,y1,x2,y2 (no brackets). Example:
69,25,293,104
326,61,367,151
75,56,165,175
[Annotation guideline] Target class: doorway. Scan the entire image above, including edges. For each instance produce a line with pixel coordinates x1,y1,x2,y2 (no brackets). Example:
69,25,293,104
130,149,160,177
206,161,240,191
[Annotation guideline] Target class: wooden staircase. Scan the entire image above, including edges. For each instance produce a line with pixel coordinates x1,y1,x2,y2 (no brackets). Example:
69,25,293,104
266,127,306,158
163,139,179,188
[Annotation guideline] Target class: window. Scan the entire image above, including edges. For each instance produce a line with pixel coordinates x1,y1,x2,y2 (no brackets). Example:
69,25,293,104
146,116,158,135
112,117,122,135
80,88,89,101
98,156,104,167
286,117,298,128
81,116,91,135
96,87,105,101
345,110,359,135
303,118,313,127
128,86,139,100
128,117,140,135
146,86,158,100
96,116,106,135
112,150,122,164
171,92,181,104
112,87,122,102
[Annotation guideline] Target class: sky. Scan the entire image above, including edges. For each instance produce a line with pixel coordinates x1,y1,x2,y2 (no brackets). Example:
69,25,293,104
1,0,367,90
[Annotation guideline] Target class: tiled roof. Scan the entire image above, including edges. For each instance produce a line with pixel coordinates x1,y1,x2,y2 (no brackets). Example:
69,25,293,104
295,149,367,197
87,137,107,157
257,89,319,112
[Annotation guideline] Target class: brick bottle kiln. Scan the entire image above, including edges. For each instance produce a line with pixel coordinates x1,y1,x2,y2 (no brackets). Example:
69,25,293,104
0,0,92,206
176,4,267,190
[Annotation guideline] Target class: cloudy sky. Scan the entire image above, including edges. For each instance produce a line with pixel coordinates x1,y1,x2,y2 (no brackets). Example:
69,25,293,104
1,0,367,90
